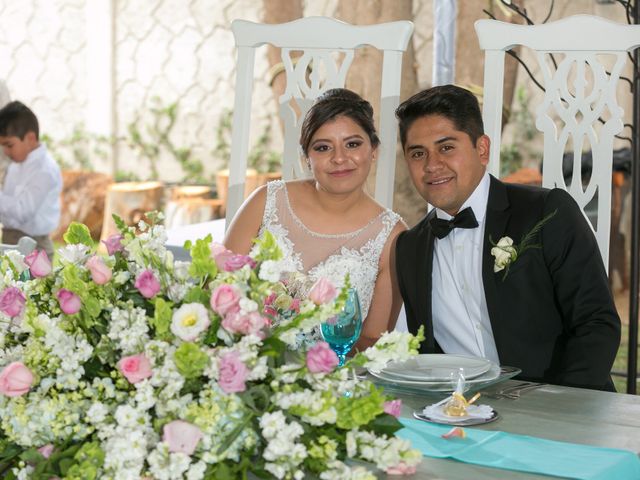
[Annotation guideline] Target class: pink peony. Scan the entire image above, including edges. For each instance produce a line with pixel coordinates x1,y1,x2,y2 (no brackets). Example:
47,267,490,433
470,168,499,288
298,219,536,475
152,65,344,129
162,420,202,455
384,399,403,418
209,284,241,317
0,361,34,397
221,311,266,336
210,242,234,270
308,277,338,305
57,289,81,315
85,255,112,285
24,250,52,278
218,351,249,394
117,354,153,384
386,462,418,476
102,234,124,255
135,270,161,298
223,254,256,272
306,341,339,374
0,287,26,317
37,444,54,459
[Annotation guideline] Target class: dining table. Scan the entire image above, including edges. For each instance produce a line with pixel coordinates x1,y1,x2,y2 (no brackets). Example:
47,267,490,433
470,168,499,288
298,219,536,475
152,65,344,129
387,379,640,479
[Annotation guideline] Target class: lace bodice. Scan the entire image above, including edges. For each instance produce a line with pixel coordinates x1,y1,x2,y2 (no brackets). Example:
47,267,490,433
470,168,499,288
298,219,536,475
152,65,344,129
258,180,401,320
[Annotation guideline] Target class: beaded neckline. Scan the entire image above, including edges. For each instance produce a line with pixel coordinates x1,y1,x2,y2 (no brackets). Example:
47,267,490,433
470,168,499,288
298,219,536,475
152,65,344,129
281,181,387,240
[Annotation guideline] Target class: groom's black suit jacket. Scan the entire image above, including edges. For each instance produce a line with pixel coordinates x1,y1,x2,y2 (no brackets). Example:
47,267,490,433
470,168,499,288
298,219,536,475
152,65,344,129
396,176,620,391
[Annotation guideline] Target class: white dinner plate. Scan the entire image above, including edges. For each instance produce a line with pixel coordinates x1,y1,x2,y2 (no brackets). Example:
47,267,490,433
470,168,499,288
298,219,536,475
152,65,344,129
369,361,501,389
380,354,492,381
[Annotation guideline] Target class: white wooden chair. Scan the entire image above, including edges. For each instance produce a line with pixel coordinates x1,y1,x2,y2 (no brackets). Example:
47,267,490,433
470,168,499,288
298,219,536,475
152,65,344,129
475,15,640,269
225,16,414,225
0,236,37,256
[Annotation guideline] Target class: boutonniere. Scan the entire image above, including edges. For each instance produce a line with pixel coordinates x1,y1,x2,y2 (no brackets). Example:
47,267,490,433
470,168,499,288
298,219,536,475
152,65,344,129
490,209,558,280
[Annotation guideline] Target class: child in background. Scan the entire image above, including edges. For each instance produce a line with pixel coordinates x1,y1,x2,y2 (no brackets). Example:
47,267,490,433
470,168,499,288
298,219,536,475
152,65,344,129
0,101,62,260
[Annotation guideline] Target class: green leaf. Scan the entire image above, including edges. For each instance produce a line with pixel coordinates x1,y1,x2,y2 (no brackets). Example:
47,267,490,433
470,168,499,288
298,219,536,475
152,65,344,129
152,298,173,337
183,286,210,304
174,342,209,379
188,235,218,279
112,214,128,233
62,222,94,247
251,230,282,262
367,413,403,436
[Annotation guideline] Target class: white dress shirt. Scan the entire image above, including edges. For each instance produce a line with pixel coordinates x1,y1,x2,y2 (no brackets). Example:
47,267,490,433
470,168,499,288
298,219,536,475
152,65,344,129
431,172,500,364
0,143,62,236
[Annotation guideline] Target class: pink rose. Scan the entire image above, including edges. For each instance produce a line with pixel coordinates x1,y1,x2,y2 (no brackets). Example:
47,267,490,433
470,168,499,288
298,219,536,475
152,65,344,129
117,354,153,383
37,444,54,459
56,289,81,315
24,250,52,278
222,311,266,336
162,420,202,455
386,462,418,476
0,287,26,317
290,298,301,313
135,270,161,298
306,341,339,374
210,242,234,270
308,277,338,305
384,399,403,418
263,293,278,317
85,255,112,285
223,254,256,272
0,361,34,397
209,284,241,317
102,234,124,255
218,351,249,394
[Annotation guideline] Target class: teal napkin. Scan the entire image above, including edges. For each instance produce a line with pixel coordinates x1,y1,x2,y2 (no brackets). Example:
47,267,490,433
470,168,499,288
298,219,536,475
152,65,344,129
398,418,640,479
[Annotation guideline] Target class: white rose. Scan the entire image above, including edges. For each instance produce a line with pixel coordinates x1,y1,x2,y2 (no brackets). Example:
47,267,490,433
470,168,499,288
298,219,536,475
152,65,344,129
491,236,517,272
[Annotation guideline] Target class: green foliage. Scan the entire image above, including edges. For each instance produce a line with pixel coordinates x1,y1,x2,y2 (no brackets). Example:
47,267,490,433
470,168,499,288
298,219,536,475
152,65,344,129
127,96,207,184
251,230,282,262
152,297,173,338
185,235,218,280
63,222,94,247
335,383,385,429
501,86,542,177
42,124,111,171
174,342,209,379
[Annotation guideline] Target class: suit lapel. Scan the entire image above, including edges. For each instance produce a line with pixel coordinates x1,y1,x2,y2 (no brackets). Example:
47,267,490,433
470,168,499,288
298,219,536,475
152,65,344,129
482,176,511,349
413,211,437,351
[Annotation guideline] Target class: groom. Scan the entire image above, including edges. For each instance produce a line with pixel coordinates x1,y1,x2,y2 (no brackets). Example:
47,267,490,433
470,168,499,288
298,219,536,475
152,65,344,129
394,85,620,391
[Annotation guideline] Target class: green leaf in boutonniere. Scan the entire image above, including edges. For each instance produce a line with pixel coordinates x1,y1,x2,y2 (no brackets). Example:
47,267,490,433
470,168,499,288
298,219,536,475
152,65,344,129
490,209,558,280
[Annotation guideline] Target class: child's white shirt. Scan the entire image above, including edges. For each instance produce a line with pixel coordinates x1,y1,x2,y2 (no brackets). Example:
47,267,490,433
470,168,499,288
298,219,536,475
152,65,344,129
0,143,62,236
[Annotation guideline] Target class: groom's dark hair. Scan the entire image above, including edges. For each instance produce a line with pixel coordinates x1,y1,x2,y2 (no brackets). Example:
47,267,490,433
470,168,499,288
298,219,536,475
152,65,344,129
395,85,484,148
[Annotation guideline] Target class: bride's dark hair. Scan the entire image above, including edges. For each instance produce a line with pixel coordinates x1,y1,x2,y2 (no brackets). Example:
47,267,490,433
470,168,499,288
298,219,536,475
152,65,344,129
299,88,380,156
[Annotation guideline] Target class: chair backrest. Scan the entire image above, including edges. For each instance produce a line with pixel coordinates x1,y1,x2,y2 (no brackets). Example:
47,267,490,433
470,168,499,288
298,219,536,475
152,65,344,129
0,236,37,256
226,16,414,225
475,15,640,269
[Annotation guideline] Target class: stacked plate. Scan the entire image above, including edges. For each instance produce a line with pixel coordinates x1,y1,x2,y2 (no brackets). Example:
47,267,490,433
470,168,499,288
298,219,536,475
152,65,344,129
368,354,500,392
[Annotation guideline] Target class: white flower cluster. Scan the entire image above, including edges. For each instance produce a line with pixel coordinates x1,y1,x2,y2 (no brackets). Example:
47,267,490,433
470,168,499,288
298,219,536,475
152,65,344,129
108,306,150,354
260,411,308,479
148,442,206,480
100,404,155,479
346,429,422,472
363,330,418,373
319,460,377,480
273,389,337,426
41,315,93,389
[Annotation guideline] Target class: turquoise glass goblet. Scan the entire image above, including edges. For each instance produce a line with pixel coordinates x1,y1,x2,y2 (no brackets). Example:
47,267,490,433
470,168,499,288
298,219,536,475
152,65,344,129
320,288,363,367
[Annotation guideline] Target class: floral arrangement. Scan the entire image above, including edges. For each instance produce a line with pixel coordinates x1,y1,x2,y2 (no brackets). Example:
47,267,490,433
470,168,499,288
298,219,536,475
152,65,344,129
0,214,423,479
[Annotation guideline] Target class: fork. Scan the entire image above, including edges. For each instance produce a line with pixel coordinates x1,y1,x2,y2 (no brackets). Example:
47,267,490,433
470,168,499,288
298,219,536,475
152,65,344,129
487,382,544,399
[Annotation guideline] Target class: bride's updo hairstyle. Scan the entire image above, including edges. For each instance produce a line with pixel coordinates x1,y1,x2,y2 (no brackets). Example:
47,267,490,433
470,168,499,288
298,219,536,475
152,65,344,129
299,88,380,157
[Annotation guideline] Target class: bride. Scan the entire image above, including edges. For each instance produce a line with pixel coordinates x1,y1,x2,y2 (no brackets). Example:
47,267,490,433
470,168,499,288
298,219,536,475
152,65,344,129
224,88,405,350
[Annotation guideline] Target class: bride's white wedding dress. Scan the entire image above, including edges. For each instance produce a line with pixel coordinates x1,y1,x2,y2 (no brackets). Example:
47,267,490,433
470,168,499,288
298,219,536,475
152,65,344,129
258,180,401,323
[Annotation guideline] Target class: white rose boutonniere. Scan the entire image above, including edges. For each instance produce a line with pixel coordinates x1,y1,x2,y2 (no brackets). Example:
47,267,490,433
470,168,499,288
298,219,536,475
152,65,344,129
490,209,558,280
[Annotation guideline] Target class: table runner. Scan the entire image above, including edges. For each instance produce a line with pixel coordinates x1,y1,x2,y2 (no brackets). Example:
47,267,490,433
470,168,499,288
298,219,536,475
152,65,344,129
398,418,640,479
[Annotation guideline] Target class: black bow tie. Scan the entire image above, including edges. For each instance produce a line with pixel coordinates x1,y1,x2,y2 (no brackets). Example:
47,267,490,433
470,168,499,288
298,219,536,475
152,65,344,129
429,207,479,239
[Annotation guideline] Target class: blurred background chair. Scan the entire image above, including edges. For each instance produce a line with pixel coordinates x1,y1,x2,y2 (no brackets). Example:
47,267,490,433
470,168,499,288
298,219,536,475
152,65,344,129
0,235,37,256
475,14,640,269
